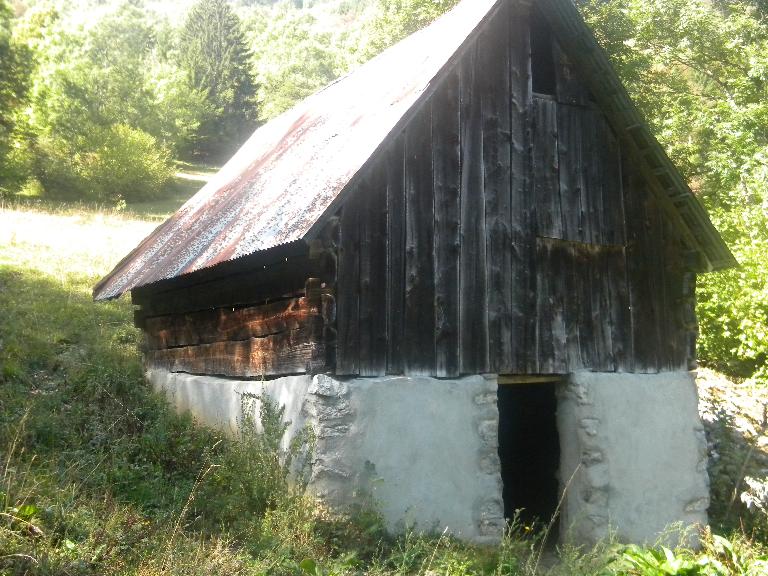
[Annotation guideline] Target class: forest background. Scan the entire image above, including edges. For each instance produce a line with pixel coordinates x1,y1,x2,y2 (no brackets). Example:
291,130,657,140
1,0,768,573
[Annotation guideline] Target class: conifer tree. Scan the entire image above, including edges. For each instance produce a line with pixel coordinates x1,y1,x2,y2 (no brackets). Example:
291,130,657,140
179,0,257,159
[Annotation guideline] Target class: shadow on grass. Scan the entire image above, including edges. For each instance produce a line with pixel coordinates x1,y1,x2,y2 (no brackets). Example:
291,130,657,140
125,175,207,221
2,167,215,222
0,266,219,515
0,266,395,575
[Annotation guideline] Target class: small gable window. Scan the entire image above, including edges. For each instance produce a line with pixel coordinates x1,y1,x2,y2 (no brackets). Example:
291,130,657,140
530,9,557,96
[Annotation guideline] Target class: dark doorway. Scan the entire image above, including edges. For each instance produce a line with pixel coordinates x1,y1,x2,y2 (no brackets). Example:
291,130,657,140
497,381,561,527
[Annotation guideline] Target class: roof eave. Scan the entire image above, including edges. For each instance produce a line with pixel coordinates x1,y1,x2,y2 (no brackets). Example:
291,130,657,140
539,0,737,273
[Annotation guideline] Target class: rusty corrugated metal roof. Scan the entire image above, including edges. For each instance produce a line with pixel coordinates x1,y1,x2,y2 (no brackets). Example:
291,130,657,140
93,0,503,301
95,0,736,302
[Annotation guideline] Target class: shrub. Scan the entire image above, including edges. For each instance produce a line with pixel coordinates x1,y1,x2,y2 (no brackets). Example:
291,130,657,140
35,123,173,204
193,393,315,542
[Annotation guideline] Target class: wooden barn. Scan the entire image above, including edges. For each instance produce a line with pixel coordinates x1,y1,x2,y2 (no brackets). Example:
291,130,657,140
95,0,734,544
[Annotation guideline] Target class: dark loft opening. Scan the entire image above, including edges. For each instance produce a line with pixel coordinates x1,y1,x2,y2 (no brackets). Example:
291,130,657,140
530,9,557,96
497,381,560,528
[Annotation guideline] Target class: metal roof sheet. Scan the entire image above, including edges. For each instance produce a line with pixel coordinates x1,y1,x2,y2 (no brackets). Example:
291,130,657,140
93,0,502,300
94,0,735,302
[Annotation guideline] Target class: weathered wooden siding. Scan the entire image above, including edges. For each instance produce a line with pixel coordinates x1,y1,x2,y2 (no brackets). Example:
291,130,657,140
142,279,331,378
136,3,696,381
333,2,693,377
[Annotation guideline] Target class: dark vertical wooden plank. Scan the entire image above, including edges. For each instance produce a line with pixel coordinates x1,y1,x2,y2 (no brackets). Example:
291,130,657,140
433,69,462,378
509,0,532,245
646,195,666,372
532,97,561,239
359,163,388,376
358,173,374,376
535,239,554,373
557,104,584,242
386,136,407,374
562,243,583,371
552,242,569,372
600,118,626,245
538,239,568,373
620,152,636,372
655,215,673,372
582,109,604,245
404,104,436,375
336,190,361,375
608,246,631,371
480,2,513,374
661,218,686,371
509,0,534,373
594,246,616,371
624,160,659,373
459,43,489,374
532,96,561,373
576,243,597,369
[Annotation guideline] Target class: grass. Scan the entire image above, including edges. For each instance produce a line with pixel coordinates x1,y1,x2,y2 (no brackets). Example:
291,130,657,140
4,159,217,222
0,200,767,574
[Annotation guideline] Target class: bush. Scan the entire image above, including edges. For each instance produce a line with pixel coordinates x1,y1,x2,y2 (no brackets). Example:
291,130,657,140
194,394,314,541
34,123,174,204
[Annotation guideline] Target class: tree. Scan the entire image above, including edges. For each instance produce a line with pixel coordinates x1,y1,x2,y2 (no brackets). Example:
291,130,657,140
20,2,175,203
363,0,458,57
0,0,32,193
247,8,341,120
179,0,258,159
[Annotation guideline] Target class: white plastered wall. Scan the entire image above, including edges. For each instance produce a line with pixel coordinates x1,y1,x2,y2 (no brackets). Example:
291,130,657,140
557,371,710,546
147,369,506,543
147,368,710,546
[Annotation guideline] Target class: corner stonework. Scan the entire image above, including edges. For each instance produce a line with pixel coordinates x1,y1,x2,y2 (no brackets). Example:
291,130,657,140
147,368,505,543
557,371,710,546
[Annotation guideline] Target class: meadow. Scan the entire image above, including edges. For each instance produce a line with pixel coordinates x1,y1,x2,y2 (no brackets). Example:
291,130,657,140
0,196,767,574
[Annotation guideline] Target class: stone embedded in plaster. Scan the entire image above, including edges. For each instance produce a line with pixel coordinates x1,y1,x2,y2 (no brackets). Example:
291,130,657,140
557,371,710,547
146,368,504,544
333,374,505,543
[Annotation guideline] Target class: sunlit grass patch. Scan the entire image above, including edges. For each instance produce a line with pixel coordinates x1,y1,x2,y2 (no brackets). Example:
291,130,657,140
0,205,158,285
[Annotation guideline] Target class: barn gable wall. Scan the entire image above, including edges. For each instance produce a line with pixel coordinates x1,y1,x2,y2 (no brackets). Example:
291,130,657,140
332,2,696,377
133,2,697,381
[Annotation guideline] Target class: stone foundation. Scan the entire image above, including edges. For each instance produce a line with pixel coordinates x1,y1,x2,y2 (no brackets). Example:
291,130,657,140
148,368,709,546
147,369,505,543
557,371,710,546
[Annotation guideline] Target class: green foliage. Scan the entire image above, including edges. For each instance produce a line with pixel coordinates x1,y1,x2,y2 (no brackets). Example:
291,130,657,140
0,0,32,194
614,544,721,575
247,8,342,120
179,0,258,159
13,2,178,203
609,533,768,576
34,123,174,203
580,0,768,384
363,0,458,56
150,63,216,158
195,393,314,540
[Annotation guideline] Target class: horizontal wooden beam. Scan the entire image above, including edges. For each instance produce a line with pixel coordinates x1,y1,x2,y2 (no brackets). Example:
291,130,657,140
146,322,325,378
498,375,564,385
132,255,320,317
144,294,322,351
